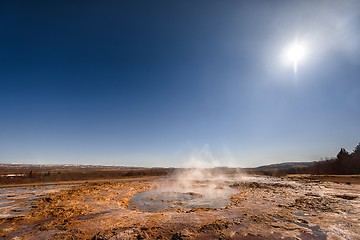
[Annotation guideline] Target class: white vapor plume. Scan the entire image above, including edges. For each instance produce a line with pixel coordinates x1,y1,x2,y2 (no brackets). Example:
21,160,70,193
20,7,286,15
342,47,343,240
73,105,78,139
168,145,243,200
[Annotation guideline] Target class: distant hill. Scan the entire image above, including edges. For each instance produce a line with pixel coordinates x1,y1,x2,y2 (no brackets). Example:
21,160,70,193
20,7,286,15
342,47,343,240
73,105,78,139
253,142,360,176
255,161,315,171
2,142,359,177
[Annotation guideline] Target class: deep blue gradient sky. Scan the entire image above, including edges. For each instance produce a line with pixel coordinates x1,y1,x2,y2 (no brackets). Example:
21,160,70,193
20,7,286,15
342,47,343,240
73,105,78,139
1,1,360,167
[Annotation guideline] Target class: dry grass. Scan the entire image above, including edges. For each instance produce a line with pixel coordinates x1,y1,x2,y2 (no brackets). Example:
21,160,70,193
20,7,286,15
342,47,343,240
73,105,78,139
0,166,173,186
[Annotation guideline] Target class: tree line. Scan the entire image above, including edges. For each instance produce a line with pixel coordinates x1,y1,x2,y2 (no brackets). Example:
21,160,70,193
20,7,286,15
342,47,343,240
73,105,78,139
306,142,360,175
258,142,360,176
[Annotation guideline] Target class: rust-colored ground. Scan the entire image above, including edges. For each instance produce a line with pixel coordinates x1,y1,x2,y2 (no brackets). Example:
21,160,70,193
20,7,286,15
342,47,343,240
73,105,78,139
288,174,360,185
0,175,359,239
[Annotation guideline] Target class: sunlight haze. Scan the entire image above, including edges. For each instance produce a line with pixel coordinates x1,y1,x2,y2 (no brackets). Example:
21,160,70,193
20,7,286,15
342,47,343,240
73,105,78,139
0,0,359,167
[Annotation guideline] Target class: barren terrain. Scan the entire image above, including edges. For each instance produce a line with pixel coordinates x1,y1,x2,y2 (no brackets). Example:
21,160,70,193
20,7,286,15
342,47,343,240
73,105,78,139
0,172,359,240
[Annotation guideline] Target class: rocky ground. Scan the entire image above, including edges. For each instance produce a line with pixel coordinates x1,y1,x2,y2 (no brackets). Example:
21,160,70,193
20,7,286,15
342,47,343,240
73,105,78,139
0,175,359,240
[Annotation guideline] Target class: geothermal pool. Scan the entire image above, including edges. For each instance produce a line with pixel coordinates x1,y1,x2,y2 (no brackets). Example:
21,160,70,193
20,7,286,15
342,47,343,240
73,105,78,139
129,182,237,212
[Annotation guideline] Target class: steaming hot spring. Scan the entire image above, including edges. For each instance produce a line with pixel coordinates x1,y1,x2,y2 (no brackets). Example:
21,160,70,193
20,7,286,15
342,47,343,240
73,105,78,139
129,168,239,212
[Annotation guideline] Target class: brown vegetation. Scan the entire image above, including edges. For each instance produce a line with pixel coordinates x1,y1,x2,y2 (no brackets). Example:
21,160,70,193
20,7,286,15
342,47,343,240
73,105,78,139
307,144,360,175
0,165,173,186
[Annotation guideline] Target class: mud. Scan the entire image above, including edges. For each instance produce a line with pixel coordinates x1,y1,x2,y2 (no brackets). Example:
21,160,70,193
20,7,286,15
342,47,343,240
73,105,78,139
0,175,359,239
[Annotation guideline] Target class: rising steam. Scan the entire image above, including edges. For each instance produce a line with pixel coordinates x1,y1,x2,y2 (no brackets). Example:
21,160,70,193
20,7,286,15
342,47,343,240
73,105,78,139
130,145,245,212
169,145,242,200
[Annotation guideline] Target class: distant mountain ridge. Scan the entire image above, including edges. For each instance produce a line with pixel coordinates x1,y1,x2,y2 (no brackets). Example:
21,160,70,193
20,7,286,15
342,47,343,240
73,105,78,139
254,142,360,175
0,163,132,169
255,161,315,170
1,141,359,176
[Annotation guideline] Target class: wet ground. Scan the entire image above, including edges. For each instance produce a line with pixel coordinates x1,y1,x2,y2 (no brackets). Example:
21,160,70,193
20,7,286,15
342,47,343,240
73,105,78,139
0,184,79,219
0,174,359,239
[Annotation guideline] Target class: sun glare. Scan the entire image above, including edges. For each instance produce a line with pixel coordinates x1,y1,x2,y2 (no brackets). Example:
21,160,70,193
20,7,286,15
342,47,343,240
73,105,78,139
287,44,304,63
284,41,306,74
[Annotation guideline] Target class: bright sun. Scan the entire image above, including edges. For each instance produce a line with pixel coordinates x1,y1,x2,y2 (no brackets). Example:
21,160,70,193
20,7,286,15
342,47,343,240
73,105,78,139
284,41,306,73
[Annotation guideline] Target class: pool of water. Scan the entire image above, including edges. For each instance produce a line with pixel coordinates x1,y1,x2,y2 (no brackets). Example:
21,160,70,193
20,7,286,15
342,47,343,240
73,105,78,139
273,216,327,240
293,211,311,217
129,184,237,212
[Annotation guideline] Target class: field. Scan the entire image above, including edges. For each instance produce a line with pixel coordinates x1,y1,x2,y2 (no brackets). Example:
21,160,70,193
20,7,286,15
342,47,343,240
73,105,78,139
0,164,172,186
0,167,359,239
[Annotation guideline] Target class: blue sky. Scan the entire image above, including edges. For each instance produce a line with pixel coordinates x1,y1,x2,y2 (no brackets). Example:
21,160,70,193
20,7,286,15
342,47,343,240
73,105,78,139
1,1,359,167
